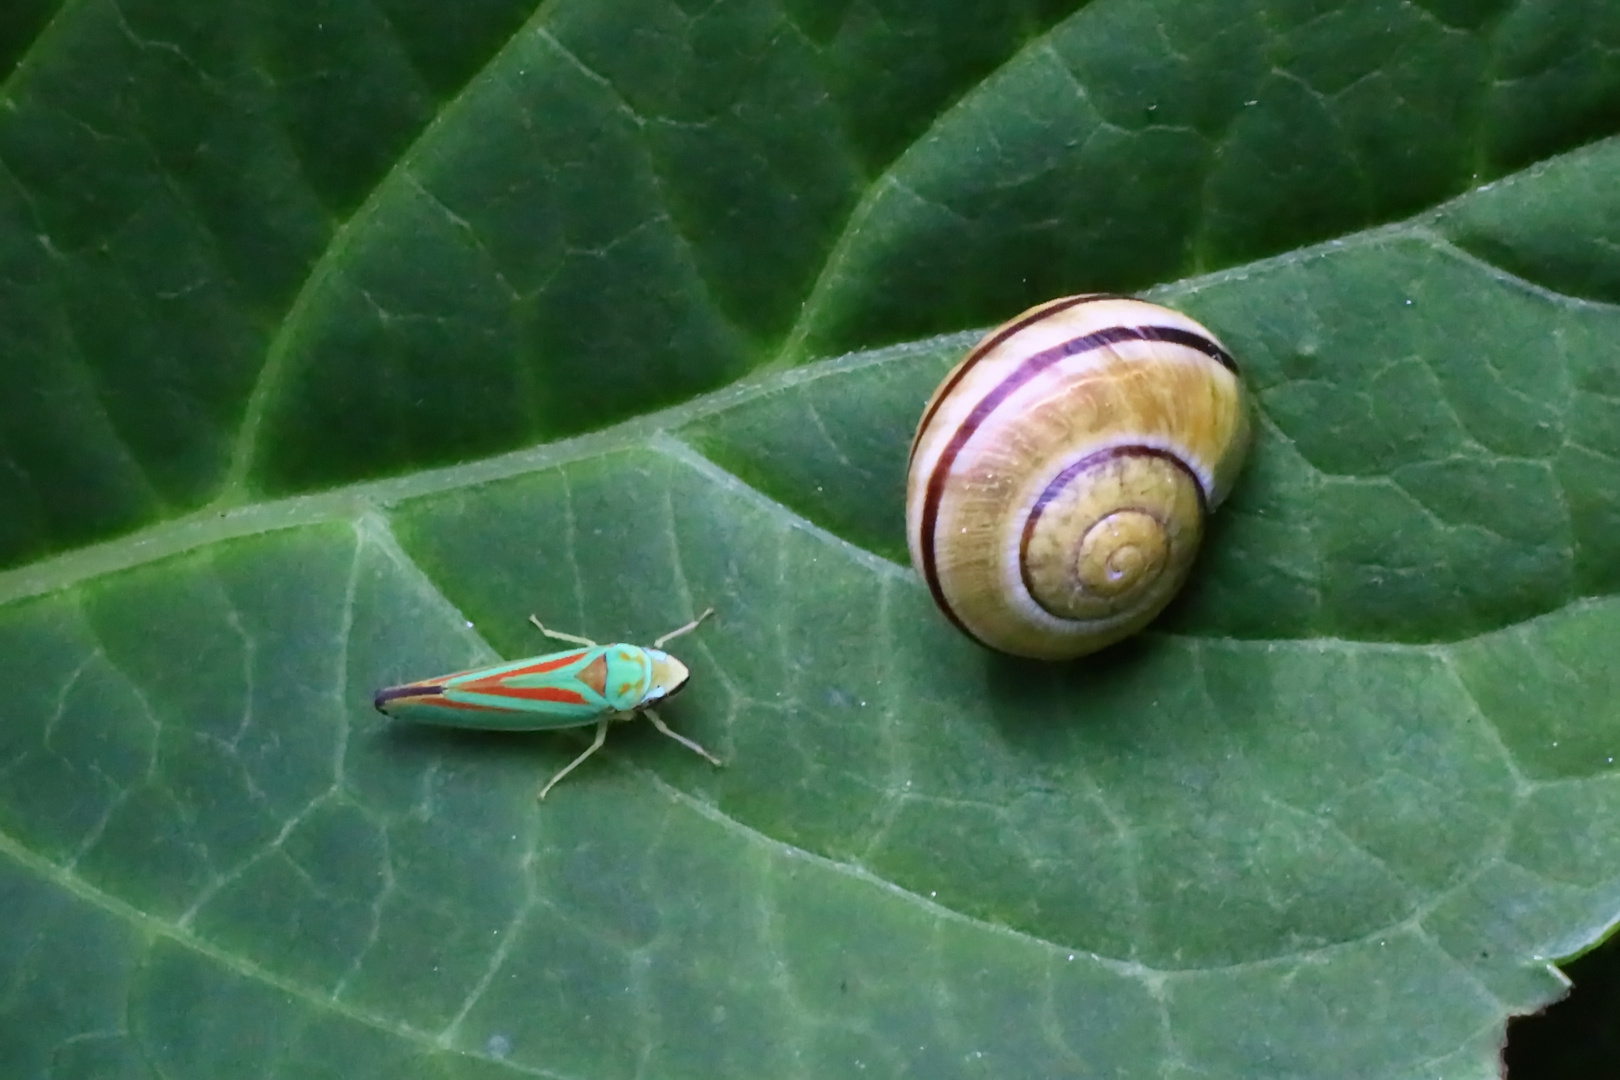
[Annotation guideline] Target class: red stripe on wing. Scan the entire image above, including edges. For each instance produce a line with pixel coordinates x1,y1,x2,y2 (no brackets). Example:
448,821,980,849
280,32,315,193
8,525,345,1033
508,651,589,677
460,677,590,706
402,695,512,713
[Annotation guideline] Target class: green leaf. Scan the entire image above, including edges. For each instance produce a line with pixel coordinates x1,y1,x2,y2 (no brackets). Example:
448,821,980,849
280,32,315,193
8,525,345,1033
2,1,1618,1078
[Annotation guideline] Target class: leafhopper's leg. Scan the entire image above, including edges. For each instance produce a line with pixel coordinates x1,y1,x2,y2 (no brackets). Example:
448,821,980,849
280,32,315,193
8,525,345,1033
528,615,598,648
653,607,715,649
538,718,610,801
644,708,722,766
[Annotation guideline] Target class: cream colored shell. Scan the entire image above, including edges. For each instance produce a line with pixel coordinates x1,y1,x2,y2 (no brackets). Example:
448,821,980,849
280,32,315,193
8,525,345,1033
905,295,1250,660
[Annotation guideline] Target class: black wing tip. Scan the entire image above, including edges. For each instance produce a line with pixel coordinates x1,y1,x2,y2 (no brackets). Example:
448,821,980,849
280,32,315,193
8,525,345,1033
374,683,442,713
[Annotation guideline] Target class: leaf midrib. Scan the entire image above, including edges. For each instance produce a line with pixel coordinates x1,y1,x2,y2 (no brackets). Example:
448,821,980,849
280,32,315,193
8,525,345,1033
3,191,1614,626
0,341,932,609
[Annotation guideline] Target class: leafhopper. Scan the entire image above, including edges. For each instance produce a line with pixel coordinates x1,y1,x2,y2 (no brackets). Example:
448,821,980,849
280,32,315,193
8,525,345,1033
374,609,721,799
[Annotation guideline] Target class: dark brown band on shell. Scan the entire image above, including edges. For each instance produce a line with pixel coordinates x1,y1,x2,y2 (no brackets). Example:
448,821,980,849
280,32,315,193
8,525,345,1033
1138,326,1237,374
1017,446,1207,619
917,323,1228,638
908,295,1125,465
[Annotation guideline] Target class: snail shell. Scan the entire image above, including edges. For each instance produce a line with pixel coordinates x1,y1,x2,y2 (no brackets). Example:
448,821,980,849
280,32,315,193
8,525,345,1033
905,295,1250,660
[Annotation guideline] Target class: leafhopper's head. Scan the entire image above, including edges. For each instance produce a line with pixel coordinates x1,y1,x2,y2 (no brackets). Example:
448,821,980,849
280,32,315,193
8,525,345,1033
645,649,691,702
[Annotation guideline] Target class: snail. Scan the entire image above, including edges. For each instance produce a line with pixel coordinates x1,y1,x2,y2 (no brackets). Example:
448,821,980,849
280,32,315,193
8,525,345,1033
905,295,1250,660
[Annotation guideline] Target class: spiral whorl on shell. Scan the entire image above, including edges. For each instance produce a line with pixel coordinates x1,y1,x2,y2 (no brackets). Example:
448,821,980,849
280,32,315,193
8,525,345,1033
905,295,1250,660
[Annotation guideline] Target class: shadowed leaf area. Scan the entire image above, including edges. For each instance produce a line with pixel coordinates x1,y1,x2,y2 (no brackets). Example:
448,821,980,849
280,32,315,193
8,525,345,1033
1,1,1618,1077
